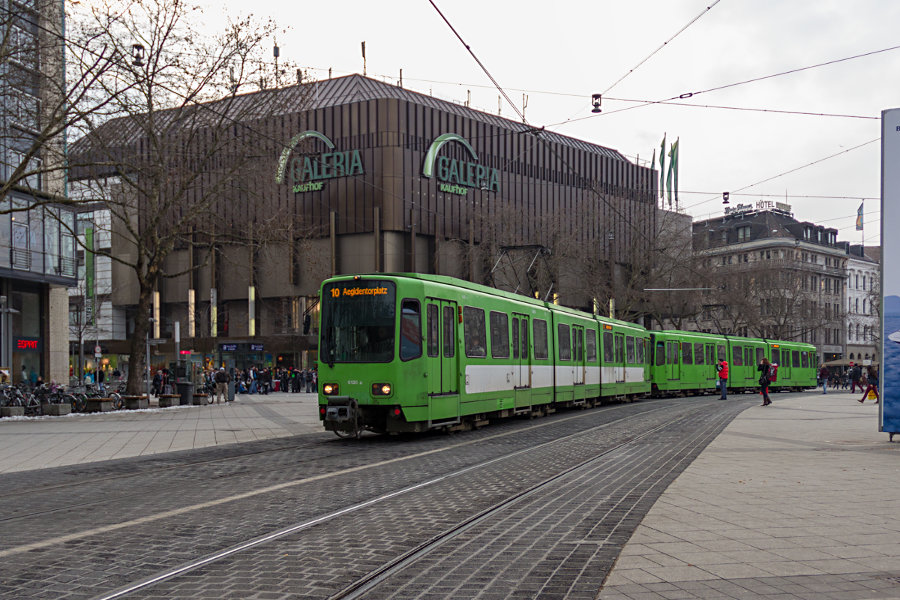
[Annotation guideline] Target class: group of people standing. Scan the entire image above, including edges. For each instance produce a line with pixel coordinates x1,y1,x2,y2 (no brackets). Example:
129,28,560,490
715,357,779,406
817,364,879,404
203,366,318,396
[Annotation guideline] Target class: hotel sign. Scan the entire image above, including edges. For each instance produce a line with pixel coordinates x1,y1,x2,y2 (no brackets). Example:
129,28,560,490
275,130,364,193
422,133,499,195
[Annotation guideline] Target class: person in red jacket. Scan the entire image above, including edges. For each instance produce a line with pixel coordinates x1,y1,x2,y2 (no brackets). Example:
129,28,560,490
716,359,729,400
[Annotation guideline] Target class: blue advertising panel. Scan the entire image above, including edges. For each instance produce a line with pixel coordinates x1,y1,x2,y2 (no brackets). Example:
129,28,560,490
881,108,900,438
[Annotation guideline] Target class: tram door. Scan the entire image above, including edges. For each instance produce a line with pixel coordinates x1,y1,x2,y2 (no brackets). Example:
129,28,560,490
572,325,586,400
425,299,459,397
666,341,680,380
615,334,626,383
512,314,531,408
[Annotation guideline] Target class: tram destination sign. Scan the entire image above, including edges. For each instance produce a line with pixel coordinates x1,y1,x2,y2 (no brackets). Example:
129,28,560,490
422,133,499,195
274,130,364,193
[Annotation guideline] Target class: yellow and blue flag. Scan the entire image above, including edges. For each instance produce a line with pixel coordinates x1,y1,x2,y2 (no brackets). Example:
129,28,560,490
856,203,863,230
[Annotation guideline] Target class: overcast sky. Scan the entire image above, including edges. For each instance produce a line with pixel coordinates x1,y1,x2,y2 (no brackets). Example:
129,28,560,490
203,0,899,246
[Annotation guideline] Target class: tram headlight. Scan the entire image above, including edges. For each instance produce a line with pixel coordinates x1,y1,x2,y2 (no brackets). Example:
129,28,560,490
323,383,339,395
371,383,392,396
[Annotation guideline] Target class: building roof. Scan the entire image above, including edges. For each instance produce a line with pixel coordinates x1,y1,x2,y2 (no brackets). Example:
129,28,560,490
692,208,845,252
71,74,627,161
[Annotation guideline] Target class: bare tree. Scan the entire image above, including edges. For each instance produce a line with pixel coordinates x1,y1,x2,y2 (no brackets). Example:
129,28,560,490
65,0,309,394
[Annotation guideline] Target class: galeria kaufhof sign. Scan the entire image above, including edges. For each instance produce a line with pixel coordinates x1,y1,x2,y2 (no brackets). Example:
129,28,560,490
275,130,364,193
423,133,499,195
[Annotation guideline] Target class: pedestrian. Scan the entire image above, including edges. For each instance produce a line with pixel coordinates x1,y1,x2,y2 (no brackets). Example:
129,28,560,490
249,367,258,394
818,365,830,394
858,366,880,404
97,367,106,394
716,358,728,400
758,357,772,406
849,365,862,393
214,367,228,404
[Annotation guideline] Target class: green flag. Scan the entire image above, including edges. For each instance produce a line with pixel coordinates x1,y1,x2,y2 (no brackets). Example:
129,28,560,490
667,138,679,208
659,134,666,203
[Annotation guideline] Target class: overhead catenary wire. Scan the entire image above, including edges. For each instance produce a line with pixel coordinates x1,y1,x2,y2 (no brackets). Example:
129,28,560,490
549,43,900,128
601,0,723,95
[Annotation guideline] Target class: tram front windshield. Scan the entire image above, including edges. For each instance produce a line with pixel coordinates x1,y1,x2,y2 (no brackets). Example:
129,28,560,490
321,281,396,363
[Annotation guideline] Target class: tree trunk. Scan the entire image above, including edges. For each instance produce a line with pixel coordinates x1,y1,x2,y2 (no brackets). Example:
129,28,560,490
125,281,155,396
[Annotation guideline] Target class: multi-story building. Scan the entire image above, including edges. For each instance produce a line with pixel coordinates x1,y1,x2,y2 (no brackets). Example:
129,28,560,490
1,0,76,384
691,201,848,364
68,74,659,372
846,245,879,364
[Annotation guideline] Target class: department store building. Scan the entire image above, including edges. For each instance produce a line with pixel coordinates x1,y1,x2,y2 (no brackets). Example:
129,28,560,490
69,74,658,371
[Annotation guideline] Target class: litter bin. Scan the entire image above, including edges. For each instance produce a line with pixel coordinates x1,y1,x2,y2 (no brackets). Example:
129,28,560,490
177,381,194,406
227,381,235,402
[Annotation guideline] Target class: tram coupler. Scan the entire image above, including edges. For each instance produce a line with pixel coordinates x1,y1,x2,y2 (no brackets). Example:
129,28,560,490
324,396,359,433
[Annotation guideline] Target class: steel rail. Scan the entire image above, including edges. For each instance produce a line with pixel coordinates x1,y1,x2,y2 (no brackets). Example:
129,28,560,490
89,401,701,600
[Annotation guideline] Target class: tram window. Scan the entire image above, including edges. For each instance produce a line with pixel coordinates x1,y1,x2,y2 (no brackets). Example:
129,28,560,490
636,338,644,364
512,318,520,359
427,304,439,357
744,347,752,366
575,329,584,362
801,351,809,368
694,343,704,365
464,306,487,358
490,311,510,359
442,306,455,358
615,336,624,363
655,341,665,366
399,300,422,361
772,349,780,365
521,320,528,359
681,342,693,365
792,350,800,367
557,324,571,361
586,330,597,362
603,331,614,362
733,346,743,366
533,319,548,359
666,341,676,365
626,337,636,364
755,347,764,364
706,345,715,365
717,344,726,361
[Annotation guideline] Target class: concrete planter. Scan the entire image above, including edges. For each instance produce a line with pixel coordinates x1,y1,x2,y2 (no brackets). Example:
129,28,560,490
44,403,71,416
192,394,208,405
1,406,25,418
158,395,179,408
125,396,149,410
84,398,114,413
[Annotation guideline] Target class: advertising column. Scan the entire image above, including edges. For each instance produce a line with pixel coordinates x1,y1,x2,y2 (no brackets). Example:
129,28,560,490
881,108,900,438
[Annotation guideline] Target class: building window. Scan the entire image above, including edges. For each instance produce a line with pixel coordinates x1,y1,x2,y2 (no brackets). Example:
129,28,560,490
737,226,750,242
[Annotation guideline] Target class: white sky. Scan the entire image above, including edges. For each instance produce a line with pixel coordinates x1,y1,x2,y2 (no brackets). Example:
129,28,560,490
200,0,900,246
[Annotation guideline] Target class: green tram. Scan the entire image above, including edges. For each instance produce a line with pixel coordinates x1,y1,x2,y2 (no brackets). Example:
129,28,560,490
317,273,817,436
318,273,649,436
648,331,817,396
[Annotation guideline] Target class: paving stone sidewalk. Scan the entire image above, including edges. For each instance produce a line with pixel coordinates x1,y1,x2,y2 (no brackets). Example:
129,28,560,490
599,391,900,600
0,392,323,473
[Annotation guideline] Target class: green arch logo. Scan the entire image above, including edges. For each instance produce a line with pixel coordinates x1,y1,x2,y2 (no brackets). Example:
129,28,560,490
422,133,478,178
275,130,335,184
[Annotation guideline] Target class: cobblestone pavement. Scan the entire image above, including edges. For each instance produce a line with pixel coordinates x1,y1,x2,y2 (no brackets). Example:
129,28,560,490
597,392,900,600
0,395,740,599
0,392,322,473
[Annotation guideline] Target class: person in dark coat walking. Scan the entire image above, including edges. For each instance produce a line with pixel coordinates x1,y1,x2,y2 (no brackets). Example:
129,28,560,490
758,357,772,406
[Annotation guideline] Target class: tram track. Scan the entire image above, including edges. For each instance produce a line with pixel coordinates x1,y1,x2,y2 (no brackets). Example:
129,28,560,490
0,398,674,526
82,398,728,600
